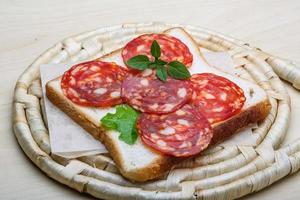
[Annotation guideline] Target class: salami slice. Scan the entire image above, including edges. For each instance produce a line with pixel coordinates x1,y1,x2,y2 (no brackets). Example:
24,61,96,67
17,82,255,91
122,34,193,71
61,61,127,107
121,69,192,114
137,104,213,157
190,73,246,124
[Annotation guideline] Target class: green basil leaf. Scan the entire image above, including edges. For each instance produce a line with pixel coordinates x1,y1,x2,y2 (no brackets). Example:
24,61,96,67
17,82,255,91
156,59,167,66
127,55,150,70
168,61,191,79
151,40,161,58
148,62,157,69
100,105,139,145
118,123,138,145
100,113,118,129
156,65,167,82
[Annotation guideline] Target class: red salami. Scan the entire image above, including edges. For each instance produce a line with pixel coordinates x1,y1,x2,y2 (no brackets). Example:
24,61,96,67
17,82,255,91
122,34,193,71
121,69,192,114
190,73,246,124
137,104,213,157
61,61,127,107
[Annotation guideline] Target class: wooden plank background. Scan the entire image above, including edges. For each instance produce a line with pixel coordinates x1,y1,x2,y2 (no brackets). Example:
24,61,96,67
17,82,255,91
0,0,299,199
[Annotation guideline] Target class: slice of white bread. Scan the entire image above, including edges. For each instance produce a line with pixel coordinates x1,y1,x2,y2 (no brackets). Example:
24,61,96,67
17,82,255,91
46,28,271,182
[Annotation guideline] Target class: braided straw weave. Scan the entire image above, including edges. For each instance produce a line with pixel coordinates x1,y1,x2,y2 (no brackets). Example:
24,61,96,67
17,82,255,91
13,22,300,200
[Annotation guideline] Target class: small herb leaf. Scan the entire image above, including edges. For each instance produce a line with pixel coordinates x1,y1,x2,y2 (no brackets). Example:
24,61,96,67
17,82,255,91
151,40,161,58
168,61,191,79
100,105,139,145
156,65,167,82
127,55,150,70
126,40,191,82
156,59,167,66
148,62,157,69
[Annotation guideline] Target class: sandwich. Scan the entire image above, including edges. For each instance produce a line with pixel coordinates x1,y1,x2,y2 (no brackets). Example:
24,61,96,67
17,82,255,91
46,27,271,182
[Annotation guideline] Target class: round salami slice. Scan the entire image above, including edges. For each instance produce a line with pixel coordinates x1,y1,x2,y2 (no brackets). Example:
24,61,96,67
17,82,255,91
121,69,192,114
61,61,127,107
190,73,246,124
137,104,213,157
122,33,193,71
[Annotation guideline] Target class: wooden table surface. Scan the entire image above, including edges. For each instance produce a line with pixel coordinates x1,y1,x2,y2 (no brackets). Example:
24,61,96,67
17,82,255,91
1,0,300,199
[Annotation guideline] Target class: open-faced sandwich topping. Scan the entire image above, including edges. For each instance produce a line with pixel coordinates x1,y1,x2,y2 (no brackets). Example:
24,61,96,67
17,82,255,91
61,60,127,107
122,33,193,73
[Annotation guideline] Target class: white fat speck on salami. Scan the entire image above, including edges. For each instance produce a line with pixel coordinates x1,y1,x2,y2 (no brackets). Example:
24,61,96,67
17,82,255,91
137,104,213,157
190,73,246,124
121,70,192,114
122,34,193,72
61,60,127,107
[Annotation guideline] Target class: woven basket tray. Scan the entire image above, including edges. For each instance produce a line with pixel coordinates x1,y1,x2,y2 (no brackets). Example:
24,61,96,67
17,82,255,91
13,22,300,200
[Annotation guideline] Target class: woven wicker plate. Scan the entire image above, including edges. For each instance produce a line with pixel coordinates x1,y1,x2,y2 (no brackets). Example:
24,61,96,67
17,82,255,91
13,22,300,200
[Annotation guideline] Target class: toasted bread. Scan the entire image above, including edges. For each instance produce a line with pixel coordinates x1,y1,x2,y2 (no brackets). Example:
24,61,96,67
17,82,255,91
46,28,270,182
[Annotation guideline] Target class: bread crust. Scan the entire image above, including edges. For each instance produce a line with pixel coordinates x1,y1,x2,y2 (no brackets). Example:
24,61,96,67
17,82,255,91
211,98,271,144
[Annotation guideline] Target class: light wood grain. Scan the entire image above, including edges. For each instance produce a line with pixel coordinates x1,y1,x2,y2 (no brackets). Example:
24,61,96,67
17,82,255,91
0,0,300,199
